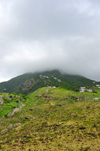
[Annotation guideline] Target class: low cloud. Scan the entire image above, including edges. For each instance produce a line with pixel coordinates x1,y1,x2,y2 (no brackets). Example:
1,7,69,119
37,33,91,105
0,0,100,82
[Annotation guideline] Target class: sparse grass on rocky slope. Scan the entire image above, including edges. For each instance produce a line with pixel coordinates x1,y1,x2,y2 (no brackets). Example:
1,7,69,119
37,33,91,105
0,87,100,150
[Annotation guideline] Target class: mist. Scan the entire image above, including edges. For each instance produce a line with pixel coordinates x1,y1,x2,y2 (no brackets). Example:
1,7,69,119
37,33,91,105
0,0,100,82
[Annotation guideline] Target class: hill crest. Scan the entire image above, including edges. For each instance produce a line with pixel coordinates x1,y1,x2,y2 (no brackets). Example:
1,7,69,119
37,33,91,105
0,69,97,94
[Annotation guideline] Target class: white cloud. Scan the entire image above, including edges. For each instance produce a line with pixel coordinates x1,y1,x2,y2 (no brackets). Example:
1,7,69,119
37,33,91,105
0,0,100,82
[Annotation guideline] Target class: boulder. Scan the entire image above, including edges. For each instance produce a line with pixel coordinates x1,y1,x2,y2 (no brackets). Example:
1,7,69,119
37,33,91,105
32,116,35,120
50,91,53,94
1,128,8,134
7,98,12,102
30,116,36,121
0,96,5,105
25,117,29,120
45,89,48,93
7,108,20,117
34,104,37,107
13,107,20,113
29,109,33,111
8,124,14,129
14,123,21,127
8,123,21,129
18,101,25,108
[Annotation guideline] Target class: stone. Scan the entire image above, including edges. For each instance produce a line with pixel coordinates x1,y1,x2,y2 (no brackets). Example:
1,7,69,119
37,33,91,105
18,101,25,108
13,108,20,113
0,96,5,105
32,116,35,120
50,91,53,94
8,124,14,129
34,104,37,107
7,108,20,117
25,117,29,119
29,109,33,111
7,98,12,102
45,89,48,93
14,123,21,127
30,116,36,121
8,123,21,129
1,128,8,134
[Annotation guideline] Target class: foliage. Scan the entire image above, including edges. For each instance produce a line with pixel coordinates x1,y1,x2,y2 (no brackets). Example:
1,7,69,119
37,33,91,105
0,93,26,118
0,70,99,95
0,87,100,150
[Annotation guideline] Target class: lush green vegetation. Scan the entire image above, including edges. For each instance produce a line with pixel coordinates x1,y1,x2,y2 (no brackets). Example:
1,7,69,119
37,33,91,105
0,93,26,118
0,70,99,94
0,87,100,150
0,70,62,93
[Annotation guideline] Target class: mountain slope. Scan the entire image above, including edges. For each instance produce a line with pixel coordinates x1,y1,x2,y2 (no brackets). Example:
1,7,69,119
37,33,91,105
0,70,61,93
0,87,100,150
0,70,97,94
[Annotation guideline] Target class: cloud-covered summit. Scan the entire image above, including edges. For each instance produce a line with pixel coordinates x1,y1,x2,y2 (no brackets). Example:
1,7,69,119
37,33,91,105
0,0,100,82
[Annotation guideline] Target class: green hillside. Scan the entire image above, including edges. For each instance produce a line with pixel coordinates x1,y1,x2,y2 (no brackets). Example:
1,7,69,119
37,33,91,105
0,70,98,94
0,87,100,150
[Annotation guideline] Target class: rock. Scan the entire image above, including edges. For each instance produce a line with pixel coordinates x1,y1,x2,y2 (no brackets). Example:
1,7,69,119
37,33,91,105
0,96,5,105
7,98,12,102
18,101,25,108
58,104,62,107
7,113,13,118
14,123,21,127
13,107,20,112
32,116,35,120
50,91,53,94
8,123,21,129
30,116,36,121
17,78,35,91
2,96,12,103
45,89,48,93
7,108,20,117
25,117,29,119
29,109,33,111
34,104,37,107
8,124,14,129
1,128,8,134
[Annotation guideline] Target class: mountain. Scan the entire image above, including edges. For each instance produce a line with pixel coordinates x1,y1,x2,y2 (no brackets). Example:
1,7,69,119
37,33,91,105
0,70,100,150
0,70,97,94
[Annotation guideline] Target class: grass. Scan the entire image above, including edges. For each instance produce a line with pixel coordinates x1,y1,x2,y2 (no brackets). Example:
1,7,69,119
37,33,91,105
0,93,26,118
0,87,100,150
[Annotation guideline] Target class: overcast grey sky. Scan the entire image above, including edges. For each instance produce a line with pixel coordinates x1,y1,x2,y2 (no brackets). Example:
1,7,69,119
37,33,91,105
0,0,100,82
